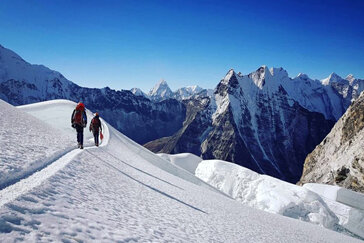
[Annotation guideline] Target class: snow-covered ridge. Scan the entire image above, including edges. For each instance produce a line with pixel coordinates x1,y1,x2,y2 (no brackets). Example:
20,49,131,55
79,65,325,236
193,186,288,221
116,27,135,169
2,99,359,242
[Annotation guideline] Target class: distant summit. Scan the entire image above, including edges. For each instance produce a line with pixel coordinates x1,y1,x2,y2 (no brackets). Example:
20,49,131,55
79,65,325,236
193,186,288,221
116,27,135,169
147,79,173,102
144,79,205,102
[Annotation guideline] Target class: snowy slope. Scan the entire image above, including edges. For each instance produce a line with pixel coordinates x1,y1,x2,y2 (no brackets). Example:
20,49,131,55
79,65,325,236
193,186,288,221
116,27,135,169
0,100,74,189
0,100,360,242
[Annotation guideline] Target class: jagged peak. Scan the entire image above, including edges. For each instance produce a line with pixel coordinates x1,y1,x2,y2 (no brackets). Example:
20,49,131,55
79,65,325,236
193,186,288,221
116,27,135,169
148,79,173,100
221,69,237,85
224,68,236,78
150,79,170,91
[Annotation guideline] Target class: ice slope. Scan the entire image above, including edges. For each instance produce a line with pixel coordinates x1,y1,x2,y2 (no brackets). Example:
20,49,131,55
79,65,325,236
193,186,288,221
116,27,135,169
0,100,361,242
195,159,364,239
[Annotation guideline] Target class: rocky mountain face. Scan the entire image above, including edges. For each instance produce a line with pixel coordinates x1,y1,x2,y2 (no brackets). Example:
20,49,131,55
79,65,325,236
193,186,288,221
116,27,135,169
298,91,364,193
145,95,214,156
0,44,185,144
145,67,363,183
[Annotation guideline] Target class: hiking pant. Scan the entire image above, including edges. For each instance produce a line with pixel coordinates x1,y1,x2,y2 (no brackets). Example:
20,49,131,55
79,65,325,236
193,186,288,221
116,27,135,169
93,131,99,145
75,125,84,145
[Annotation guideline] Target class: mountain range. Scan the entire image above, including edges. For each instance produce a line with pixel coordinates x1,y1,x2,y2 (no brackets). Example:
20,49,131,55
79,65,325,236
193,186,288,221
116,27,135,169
1,43,364,184
131,79,206,102
145,67,364,183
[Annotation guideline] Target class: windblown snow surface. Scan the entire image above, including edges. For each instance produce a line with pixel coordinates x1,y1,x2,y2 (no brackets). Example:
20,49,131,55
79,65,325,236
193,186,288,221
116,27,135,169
0,100,361,242
160,153,364,239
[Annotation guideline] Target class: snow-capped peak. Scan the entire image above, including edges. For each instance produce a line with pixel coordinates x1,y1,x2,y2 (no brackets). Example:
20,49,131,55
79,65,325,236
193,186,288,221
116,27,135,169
150,79,169,93
222,69,236,85
148,79,173,101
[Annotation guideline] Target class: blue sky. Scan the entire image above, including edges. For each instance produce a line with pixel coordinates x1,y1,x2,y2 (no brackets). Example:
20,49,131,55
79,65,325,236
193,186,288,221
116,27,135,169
0,0,363,92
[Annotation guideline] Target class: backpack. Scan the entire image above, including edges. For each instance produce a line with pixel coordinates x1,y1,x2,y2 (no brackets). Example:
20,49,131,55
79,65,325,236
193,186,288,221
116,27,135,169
91,117,100,131
73,103,85,125
74,109,83,124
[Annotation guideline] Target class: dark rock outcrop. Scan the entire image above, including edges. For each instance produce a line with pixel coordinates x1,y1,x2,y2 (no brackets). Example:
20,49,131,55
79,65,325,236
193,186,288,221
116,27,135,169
299,91,364,193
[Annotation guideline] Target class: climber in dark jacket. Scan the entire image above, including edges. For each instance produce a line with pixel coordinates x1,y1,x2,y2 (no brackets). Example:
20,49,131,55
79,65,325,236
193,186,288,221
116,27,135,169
89,112,102,146
71,102,87,149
